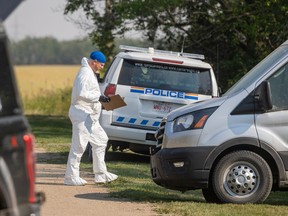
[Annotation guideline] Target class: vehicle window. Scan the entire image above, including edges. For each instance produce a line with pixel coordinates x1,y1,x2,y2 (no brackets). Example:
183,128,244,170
118,59,212,95
268,63,288,110
0,37,20,116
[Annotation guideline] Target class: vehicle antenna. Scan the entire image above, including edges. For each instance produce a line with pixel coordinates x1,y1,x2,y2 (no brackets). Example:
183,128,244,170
181,36,186,55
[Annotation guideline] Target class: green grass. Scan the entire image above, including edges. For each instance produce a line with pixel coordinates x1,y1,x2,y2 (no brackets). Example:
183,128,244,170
28,115,288,216
28,115,71,150
24,87,72,116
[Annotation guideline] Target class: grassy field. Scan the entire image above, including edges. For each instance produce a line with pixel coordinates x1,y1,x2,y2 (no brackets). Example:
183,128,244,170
14,65,79,99
14,65,79,115
17,65,288,215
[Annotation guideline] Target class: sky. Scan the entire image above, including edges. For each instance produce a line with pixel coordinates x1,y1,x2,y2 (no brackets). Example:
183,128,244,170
3,0,89,41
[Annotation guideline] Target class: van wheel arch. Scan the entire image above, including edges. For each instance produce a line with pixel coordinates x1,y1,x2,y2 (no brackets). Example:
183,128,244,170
205,139,283,190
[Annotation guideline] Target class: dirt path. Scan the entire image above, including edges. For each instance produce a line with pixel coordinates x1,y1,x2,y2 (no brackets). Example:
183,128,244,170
35,149,158,216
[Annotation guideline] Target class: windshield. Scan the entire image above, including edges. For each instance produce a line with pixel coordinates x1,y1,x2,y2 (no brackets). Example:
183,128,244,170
118,59,213,95
224,43,288,96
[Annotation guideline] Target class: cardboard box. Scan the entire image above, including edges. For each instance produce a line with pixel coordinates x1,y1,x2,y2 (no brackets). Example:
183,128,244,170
100,94,127,111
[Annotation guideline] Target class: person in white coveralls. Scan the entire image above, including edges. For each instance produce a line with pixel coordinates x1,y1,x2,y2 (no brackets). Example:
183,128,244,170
64,51,118,186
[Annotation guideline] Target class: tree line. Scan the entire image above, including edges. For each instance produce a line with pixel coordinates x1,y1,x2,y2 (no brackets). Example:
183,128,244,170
9,36,150,65
9,37,94,65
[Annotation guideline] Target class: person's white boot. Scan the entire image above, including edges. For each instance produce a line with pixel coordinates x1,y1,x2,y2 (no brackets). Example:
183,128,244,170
95,172,118,184
64,177,87,186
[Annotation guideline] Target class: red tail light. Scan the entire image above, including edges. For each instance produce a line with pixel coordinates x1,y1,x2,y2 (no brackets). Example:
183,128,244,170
104,84,116,97
23,134,36,203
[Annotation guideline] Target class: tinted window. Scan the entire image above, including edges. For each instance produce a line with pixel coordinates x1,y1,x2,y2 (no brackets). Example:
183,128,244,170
0,33,21,116
268,63,288,110
118,59,212,95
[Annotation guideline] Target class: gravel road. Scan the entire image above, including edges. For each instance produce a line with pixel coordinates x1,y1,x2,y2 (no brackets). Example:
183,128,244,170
35,149,158,216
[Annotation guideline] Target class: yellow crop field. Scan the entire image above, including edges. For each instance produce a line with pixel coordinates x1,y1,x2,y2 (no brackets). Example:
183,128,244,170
14,65,80,99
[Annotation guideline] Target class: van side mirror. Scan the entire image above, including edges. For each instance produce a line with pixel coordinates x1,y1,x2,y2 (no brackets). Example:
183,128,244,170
254,81,273,111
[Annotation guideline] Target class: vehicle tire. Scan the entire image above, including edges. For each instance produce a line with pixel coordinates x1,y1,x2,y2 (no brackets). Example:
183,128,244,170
212,150,272,204
86,142,93,162
202,187,221,203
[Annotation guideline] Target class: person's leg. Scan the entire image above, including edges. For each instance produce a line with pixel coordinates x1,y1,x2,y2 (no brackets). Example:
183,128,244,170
64,119,90,185
90,121,118,183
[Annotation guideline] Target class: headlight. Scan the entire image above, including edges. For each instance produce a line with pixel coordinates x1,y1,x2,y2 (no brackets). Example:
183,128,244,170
174,114,194,130
173,107,218,132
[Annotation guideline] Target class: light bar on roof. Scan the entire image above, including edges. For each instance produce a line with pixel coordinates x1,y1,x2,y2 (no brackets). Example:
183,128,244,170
120,45,150,53
119,45,205,60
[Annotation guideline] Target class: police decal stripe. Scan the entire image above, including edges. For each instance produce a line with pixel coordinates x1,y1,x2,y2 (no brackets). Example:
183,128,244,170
140,120,148,125
128,118,136,123
116,116,160,127
130,86,145,94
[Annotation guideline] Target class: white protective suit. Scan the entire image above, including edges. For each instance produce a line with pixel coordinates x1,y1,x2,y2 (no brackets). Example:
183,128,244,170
64,57,118,185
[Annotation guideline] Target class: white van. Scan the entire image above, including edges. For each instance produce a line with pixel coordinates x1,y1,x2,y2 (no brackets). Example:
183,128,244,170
151,40,288,204
99,45,219,154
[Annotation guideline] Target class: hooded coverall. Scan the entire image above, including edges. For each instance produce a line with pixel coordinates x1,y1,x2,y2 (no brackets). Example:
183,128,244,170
64,57,118,185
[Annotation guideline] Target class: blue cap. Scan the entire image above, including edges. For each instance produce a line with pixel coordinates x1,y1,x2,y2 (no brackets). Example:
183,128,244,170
90,51,106,63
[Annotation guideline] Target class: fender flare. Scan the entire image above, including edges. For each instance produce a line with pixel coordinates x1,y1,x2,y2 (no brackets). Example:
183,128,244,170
203,137,286,184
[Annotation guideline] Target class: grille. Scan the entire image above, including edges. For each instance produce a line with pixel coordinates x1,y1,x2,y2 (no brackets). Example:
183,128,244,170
155,119,166,146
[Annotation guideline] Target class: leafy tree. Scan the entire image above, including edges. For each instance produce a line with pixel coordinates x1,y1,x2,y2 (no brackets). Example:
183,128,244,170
64,0,288,92
113,0,288,91
64,0,117,62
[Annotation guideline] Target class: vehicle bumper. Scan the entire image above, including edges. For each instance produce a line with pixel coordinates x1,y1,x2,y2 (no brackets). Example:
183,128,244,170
100,113,157,145
150,146,216,191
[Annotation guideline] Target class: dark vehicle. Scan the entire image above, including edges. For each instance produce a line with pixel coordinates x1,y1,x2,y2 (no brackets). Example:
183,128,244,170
0,0,44,215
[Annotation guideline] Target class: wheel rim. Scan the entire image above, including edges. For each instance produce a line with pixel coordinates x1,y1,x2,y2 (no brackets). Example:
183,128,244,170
223,163,260,197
